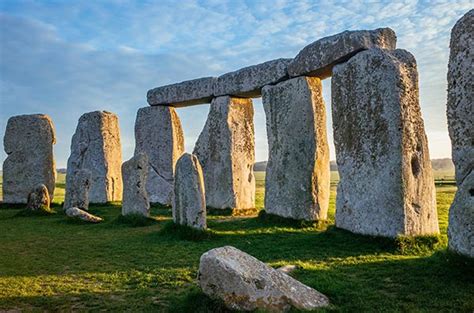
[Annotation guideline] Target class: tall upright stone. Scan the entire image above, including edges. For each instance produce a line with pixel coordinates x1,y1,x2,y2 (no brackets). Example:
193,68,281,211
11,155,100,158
122,153,150,217
262,77,330,221
65,111,122,204
134,106,184,205
193,96,255,212
447,10,473,257
2,114,56,203
332,48,439,237
63,169,91,211
173,153,206,230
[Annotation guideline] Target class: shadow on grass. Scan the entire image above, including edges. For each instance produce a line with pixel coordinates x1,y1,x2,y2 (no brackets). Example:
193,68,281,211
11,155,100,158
115,213,160,227
159,221,216,241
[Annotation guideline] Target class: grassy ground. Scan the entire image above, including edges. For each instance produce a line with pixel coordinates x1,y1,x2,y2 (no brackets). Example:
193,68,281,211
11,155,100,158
0,172,472,312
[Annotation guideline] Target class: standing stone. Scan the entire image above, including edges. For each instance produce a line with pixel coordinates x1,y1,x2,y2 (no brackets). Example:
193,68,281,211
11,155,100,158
193,96,255,212
447,10,474,257
262,77,330,221
2,114,56,203
63,169,91,211
288,28,397,78
198,246,329,311
65,111,122,204
134,106,185,205
26,184,51,212
173,153,206,230
332,48,439,238
122,153,150,217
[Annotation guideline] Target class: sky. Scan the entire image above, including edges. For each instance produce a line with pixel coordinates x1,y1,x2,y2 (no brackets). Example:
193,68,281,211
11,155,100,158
0,0,471,167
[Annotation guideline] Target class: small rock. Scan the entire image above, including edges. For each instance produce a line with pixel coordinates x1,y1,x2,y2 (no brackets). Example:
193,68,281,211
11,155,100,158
198,246,329,312
122,153,150,217
65,207,103,223
277,264,297,275
26,184,51,212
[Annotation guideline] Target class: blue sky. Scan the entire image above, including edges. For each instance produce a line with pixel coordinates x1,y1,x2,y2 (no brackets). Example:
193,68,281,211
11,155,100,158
0,0,471,167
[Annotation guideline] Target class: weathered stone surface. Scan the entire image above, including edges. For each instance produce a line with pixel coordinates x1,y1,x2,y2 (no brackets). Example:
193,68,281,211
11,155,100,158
173,153,206,230
26,184,50,212
198,246,329,312
65,207,103,223
2,114,56,203
193,96,255,211
262,77,329,221
147,77,216,107
122,153,150,217
134,106,185,205
332,48,439,238
65,111,122,204
214,58,292,98
288,28,396,79
63,169,91,211
447,10,474,258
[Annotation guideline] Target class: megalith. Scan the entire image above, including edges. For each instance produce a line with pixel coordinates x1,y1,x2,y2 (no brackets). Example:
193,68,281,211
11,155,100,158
63,169,91,211
65,111,122,204
332,48,439,237
134,106,184,205
2,114,56,203
173,153,206,230
193,96,255,212
447,10,473,257
122,153,150,217
262,76,330,221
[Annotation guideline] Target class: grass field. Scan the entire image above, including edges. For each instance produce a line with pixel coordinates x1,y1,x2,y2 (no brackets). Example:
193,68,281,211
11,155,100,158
0,172,472,312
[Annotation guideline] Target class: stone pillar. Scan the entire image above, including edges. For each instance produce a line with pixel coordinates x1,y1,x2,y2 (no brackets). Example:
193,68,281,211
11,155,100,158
134,106,184,205
65,111,122,204
63,169,91,211
332,48,439,238
262,77,329,221
193,96,255,212
122,153,150,217
173,153,206,230
2,114,56,203
447,10,473,257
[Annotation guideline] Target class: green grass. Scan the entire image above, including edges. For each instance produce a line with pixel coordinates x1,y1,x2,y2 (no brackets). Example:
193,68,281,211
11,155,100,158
0,171,472,312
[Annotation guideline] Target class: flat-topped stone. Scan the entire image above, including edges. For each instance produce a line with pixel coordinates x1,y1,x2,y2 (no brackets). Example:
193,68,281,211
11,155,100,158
288,28,396,78
214,58,292,98
147,77,216,107
2,114,56,203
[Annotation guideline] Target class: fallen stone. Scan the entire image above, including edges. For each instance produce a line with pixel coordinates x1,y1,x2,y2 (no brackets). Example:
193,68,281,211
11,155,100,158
198,246,329,311
277,264,297,275
26,184,50,212
214,58,292,98
262,76,330,221
2,114,56,203
447,10,474,258
288,28,396,78
65,111,122,204
147,77,216,107
332,48,439,238
173,153,206,230
193,96,255,211
63,169,91,211
122,153,150,217
65,207,103,223
134,106,185,205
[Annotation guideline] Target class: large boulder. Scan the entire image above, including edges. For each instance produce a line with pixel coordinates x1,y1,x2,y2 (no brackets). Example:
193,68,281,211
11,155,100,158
262,76,330,221
63,169,91,211
198,246,329,312
214,58,292,98
173,153,206,230
134,106,185,205
2,114,56,203
288,28,396,78
447,10,474,257
147,77,216,107
332,48,439,237
26,184,51,212
122,153,150,217
193,96,255,212
65,111,122,204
